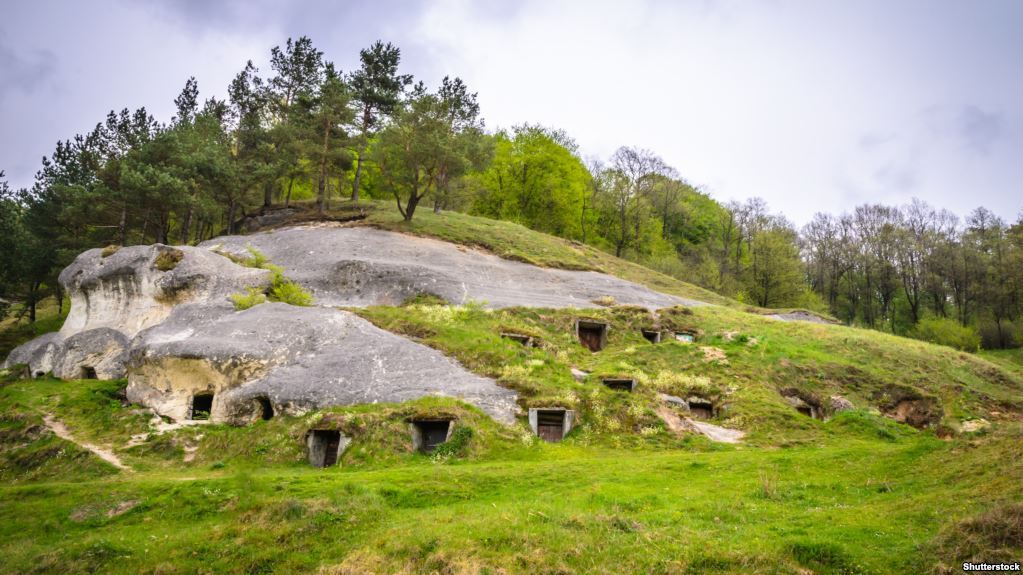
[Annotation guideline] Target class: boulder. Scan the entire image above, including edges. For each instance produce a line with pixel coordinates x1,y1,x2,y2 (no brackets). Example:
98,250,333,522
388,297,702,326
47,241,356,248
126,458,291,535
52,328,130,380
127,303,519,424
829,395,855,412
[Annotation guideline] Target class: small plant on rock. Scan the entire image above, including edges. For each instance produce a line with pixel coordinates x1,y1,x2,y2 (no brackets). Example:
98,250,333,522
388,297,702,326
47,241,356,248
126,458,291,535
230,288,267,311
154,248,184,271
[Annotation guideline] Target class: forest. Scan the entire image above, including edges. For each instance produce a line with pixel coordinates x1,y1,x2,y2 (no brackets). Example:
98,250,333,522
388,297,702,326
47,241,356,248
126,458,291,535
1,36,1020,351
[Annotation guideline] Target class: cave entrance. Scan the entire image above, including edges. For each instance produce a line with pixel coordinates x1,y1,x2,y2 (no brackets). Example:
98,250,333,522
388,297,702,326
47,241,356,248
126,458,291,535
576,320,608,352
602,378,636,392
687,400,714,420
256,397,274,421
641,329,661,344
411,420,452,453
190,393,214,421
796,405,813,418
533,409,570,443
80,366,97,379
308,430,343,467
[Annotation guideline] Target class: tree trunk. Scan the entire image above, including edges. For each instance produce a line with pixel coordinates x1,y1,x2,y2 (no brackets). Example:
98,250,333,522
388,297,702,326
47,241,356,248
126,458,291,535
317,122,331,215
263,180,274,208
285,177,295,207
351,145,367,202
404,195,420,222
118,204,128,246
28,282,40,323
227,201,238,234
180,206,193,245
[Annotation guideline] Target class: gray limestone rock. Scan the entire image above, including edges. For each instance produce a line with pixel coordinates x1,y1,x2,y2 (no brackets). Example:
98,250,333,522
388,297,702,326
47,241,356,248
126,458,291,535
52,328,130,380
200,226,700,309
127,303,519,424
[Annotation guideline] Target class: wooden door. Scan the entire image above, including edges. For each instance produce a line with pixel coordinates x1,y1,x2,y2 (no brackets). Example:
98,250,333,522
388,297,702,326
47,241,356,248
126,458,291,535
323,432,340,467
537,423,564,443
537,411,565,442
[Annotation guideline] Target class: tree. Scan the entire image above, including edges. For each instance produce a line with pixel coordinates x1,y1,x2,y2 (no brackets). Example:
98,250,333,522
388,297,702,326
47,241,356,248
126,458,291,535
374,80,487,222
470,125,591,239
348,41,412,202
743,218,804,308
307,64,354,214
262,37,325,207
600,147,666,257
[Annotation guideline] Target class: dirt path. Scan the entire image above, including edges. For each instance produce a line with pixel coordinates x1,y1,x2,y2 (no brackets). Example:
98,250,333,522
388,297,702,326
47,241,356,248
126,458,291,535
655,405,745,444
43,415,130,471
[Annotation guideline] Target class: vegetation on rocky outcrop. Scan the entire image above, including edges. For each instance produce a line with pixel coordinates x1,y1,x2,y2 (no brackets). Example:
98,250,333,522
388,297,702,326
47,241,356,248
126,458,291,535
0,190,1020,574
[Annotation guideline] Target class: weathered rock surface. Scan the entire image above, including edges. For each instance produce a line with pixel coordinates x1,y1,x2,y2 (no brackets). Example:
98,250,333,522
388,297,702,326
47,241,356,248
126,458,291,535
200,226,700,309
5,234,541,425
128,303,518,424
52,328,130,380
767,311,835,324
59,244,270,337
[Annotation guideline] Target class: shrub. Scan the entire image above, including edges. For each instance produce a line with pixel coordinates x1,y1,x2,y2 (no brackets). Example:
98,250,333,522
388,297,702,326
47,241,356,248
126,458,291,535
224,248,313,307
910,317,980,352
154,248,184,271
270,281,313,307
432,426,473,458
244,246,269,269
230,288,267,311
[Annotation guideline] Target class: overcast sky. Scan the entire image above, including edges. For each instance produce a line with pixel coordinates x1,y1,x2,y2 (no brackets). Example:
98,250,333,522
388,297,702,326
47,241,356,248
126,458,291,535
2,0,1021,225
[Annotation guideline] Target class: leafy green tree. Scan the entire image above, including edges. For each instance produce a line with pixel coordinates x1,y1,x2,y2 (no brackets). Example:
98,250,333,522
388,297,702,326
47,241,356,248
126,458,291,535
307,64,355,214
262,37,325,208
743,219,805,307
374,80,487,222
470,125,591,239
348,41,412,202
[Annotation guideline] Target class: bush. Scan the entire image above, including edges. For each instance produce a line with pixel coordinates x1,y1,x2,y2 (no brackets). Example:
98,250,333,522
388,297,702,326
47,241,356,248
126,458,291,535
270,281,313,307
230,288,267,311
224,249,313,307
154,248,184,271
910,317,980,352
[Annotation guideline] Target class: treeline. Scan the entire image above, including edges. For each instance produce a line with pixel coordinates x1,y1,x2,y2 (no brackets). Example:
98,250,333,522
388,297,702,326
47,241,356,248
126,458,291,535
803,202,1023,349
1,37,1020,350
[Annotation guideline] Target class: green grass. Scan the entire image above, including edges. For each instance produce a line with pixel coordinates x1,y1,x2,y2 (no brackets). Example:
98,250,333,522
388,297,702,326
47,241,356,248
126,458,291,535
352,302,1022,444
0,377,1020,575
2,201,1021,573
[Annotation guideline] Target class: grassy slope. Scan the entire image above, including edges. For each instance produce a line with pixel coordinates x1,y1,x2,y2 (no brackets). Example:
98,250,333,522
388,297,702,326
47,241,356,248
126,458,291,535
0,374,1020,574
1,202,1022,573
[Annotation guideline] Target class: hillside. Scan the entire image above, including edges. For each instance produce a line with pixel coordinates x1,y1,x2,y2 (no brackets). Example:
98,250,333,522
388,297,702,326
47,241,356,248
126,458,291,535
1,207,1021,574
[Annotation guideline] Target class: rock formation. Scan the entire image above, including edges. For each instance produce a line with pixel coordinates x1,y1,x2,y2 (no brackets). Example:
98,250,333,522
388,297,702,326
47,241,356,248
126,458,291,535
6,225,704,426
200,226,698,309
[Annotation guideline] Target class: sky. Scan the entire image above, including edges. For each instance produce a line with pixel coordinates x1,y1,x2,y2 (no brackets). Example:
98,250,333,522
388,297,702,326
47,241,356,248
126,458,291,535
1,0,1021,225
